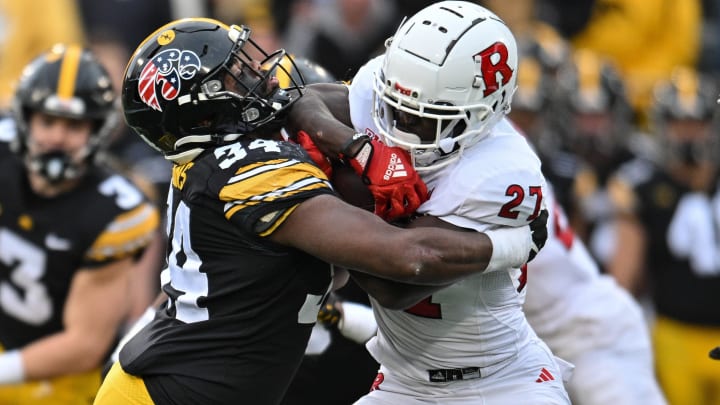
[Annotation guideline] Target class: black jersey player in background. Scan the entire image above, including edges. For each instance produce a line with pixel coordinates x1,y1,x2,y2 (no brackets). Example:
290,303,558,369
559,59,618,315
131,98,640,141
95,18,547,405
608,67,720,405
0,45,160,403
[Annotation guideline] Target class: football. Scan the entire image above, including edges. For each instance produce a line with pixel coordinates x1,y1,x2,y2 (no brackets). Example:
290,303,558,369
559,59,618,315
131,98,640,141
331,164,375,212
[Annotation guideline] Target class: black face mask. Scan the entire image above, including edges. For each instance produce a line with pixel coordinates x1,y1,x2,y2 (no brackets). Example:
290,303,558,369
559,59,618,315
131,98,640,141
27,150,80,184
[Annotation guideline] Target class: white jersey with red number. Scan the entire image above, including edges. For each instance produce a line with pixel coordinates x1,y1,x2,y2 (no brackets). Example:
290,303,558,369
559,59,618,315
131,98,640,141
348,56,548,381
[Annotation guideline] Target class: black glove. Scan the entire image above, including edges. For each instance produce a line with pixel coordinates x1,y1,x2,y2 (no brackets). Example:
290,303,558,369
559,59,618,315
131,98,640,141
317,293,342,327
528,209,549,262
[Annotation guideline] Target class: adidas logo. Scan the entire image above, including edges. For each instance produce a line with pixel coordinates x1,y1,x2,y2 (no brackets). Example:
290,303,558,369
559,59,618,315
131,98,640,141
535,368,555,383
383,153,408,181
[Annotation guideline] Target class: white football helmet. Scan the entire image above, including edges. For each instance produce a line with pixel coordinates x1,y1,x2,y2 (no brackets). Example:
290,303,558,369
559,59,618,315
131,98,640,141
373,1,518,171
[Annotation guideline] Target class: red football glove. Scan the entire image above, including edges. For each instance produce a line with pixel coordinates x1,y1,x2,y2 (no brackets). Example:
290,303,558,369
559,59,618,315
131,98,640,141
294,130,333,178
345,138,429,221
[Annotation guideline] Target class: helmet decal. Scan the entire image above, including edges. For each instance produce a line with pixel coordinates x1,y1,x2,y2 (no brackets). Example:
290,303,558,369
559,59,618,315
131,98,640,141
393,82,415,97
158,29,176,46
138,48,201,111
474,41,513,97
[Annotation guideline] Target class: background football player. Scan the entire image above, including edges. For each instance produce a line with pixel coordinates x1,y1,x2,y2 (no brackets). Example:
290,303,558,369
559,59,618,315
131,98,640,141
0,44,160,404
608,66,720,404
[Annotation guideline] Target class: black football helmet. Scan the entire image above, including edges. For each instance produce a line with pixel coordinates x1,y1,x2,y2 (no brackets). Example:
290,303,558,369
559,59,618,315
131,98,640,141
651,67,720,166
652,66,718,123
11,44,118,183
122,18,304,164
554,49,633,160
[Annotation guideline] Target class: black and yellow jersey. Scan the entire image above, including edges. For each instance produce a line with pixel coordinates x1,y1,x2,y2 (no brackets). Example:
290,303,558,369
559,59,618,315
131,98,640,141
0,141,159,350
120,138,336,405
614,158,720,325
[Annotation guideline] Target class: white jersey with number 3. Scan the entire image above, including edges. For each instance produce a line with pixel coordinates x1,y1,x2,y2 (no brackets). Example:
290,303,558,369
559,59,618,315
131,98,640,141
348,56,549,382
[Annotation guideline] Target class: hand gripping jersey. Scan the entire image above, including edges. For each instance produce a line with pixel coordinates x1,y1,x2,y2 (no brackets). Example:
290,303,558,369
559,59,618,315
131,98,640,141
348,57,548,381
120,138,336,405
0,126,159,350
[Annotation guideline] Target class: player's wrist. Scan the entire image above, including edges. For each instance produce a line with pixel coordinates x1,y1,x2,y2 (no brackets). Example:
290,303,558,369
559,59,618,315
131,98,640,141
484,226,531,272
340,133,373,175
339,133,371,159
0,350,25,385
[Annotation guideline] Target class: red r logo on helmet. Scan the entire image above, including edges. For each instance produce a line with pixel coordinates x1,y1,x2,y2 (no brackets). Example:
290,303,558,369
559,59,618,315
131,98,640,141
474,42,513,97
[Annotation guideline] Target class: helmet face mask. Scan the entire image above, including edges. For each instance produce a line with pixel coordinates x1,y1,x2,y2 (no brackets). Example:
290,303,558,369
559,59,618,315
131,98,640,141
123,19,304,164
11,44,118,184
373,83,475,169
371,2,518,171
24,113,95,184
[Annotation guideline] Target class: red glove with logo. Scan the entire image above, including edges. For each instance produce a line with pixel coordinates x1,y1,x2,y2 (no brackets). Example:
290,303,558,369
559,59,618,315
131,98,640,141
294,130,333,178
344,137,429,221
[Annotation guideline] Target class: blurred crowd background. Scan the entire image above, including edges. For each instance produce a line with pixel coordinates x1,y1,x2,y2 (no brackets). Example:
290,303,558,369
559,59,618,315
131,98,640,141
0,0,718,205
2,1,720,403
0,0,720,189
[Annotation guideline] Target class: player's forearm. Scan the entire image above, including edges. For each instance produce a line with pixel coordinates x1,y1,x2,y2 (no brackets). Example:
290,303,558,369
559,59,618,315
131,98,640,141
19,329,112,380
349,270,449,310
608,217,646,295
379,225,531,285
288,84,356,157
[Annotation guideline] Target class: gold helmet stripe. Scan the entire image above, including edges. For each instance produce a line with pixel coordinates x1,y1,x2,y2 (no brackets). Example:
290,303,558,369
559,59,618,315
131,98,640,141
57,44,83,100
674,67,700,113
276,55,294,89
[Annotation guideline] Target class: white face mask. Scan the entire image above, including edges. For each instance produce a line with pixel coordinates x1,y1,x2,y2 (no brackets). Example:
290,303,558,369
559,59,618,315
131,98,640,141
386,125,464,171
